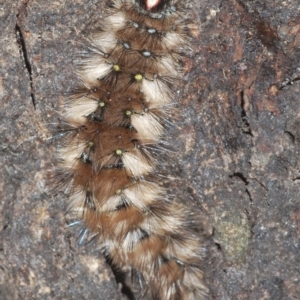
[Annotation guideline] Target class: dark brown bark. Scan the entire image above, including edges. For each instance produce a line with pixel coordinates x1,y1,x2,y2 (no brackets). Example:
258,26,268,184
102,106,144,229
0,0,299,299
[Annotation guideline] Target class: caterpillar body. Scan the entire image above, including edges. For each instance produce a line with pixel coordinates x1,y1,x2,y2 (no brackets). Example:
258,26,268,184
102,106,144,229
58,0,208,299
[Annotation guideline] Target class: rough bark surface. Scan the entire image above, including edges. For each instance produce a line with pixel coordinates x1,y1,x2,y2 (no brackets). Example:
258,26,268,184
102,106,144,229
0,0,299,299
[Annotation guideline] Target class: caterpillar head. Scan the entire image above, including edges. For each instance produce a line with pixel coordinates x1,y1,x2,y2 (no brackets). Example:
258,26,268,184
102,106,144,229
137,0,169,12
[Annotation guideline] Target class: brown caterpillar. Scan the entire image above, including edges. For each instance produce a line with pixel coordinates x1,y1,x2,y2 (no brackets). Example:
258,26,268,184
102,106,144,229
58,0,208,299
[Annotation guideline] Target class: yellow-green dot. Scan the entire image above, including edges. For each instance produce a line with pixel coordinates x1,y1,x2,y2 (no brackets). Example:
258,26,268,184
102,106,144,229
99,101,105,107
113,64,120,72
134,74,143,81
88,141,94,147
116,189,122,195
125,110,132,116
115,149,123,156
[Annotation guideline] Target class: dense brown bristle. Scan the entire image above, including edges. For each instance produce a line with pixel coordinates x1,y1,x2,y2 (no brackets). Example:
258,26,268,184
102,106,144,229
59,0,208,299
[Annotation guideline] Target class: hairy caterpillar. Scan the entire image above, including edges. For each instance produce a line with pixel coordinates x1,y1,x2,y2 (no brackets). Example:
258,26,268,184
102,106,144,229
58,0,208,299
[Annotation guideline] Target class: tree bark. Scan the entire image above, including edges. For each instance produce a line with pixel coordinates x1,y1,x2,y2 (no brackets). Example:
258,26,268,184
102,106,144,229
0,0,299,299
